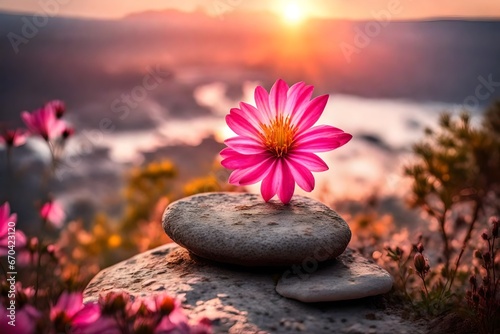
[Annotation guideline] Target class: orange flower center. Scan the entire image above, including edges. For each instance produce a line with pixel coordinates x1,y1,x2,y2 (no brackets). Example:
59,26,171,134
260,115,296,157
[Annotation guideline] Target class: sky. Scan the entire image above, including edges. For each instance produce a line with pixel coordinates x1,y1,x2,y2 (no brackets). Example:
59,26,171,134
0,0,499,20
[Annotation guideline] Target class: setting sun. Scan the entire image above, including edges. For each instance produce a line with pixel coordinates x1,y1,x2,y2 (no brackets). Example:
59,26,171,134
283,2,305,24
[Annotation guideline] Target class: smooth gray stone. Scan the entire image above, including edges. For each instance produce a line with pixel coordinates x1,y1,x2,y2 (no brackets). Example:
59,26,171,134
162,192,351,266
83,243,425,334
276,249,393,302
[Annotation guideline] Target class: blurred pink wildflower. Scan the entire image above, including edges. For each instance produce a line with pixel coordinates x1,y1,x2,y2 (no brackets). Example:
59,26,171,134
40,200,66,228
50,292,100,333
221,79,352,203
45,99,66,119
21,104,66,141
0,129,27,148
0,285,40,334
62,125,75,140
93,291,211,334
0,202,27,256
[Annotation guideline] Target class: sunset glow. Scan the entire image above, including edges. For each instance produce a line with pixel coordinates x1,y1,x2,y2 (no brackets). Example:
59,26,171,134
283,2,305,24
0,0,499,19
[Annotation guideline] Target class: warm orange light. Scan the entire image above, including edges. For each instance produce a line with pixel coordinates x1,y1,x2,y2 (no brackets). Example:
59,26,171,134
283,2,304,24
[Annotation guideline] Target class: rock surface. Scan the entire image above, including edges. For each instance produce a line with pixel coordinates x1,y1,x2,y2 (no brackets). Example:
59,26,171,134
162,192,351,266
276,249,393,302
84,243,426,334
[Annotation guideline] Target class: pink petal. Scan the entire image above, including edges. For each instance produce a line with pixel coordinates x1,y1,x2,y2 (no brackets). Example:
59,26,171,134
239,102,265,127
294,125,352,152
0,129,27,148
21,112,36,133
49,119,66,139
295,125,345,142
45,100,66,118
65,293,84,318
287,152,328,172
224,136,266,154
190,317,212,334
286,159,315,192
77,316,119,334
51,292,83,320
269,79,288,117
228,157,274,185
260,159,295,203
7,305,40,334
155,301,192,333
13,130,28,147
72,304,100,325
21,107,66,140
226,110,260,138
14,230,26,249
254,86,272,120
0,203,9,222
0,204,13,237
40,201,66,228
220,147,236,158
221,151,272,170
285,82,313,118
295,95,329,132
277,161,295,204
40,204,50,220
228,169,248,185
260,160,280,202
238,158,274,185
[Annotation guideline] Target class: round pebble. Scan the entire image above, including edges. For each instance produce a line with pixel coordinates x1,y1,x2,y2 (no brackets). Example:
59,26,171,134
162,192,351,266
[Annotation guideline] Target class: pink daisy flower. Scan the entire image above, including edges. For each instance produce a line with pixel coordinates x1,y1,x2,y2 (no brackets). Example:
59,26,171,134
220,79,352,204
0,129,27,148
21,105,66,141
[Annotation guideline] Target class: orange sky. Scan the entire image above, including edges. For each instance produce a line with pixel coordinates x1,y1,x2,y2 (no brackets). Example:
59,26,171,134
0,0,499,20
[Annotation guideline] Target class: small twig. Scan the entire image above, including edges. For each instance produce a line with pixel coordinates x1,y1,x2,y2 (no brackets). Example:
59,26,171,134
443,200,482,297
491,235,497,298
0,261,7,277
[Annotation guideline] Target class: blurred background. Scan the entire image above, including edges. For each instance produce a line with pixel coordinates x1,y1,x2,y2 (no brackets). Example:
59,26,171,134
0,0,499,271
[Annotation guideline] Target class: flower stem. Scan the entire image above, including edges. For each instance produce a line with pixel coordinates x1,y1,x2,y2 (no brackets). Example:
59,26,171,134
442,199,481,298
492,235,497,298
0,261,7,278
3,147,12,202
34,219,46,305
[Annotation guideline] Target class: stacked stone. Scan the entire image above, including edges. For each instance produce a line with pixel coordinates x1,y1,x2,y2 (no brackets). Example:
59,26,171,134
162,192,392,302
84,193,409,333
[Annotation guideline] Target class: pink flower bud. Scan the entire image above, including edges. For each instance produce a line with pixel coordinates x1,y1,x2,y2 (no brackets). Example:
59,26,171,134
46,100,66,119
490,216,499,237
483,252,491,264
469,275,477,290
414,253,427,274
417,242,424,253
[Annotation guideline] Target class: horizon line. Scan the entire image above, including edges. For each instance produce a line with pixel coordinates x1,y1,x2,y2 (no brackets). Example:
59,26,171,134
1,8,500,22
